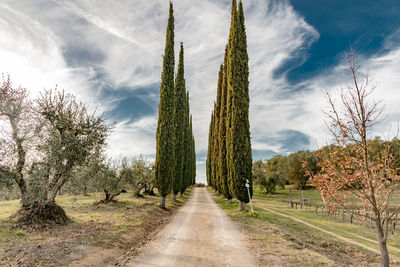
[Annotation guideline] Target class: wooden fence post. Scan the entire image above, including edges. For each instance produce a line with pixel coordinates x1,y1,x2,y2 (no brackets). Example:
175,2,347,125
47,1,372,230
342,206,345,221
289,189,293,208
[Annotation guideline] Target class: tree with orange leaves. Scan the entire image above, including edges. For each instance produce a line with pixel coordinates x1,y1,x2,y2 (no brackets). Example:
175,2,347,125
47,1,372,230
311,53,400,267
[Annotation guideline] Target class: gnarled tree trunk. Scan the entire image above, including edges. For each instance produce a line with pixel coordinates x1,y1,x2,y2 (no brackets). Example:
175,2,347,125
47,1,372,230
103,189,127,203
14,201,69,226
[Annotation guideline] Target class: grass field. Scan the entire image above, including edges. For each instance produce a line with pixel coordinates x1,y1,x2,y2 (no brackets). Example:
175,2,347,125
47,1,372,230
211,187,400,266
253,185,400,207
0,190,191,267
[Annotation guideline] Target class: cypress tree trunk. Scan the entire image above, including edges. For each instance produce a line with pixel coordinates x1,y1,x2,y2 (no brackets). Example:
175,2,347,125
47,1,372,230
240,201,247,211
155,2,175,207
160,196,166,209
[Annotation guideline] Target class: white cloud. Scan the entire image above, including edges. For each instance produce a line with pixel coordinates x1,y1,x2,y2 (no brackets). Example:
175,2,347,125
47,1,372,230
2,0,399,184
0,0,321,183
107,116,157,159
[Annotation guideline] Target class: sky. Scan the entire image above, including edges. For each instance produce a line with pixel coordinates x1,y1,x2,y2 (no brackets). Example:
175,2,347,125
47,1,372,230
1,0,400,184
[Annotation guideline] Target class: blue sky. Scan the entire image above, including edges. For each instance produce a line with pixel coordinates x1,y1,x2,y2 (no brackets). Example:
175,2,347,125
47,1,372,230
1,0,400,183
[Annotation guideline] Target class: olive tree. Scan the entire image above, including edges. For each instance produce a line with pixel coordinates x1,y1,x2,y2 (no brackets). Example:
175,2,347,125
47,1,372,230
129,157,154,198
1,79,109,225
0,75,37,208
92,159,127,203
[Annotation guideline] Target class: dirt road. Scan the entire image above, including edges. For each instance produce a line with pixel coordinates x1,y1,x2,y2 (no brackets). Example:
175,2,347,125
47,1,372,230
126,188,256,267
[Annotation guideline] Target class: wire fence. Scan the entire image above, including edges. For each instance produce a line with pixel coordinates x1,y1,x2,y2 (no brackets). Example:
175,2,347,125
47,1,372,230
285,190,400,236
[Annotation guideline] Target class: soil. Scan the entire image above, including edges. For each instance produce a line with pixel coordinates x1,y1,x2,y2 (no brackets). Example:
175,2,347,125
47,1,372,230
123,188,256,267
68,204,177,266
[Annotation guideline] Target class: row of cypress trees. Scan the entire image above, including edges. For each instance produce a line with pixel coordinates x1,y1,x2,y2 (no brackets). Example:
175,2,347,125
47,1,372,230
207,0,253,211
155,2,196,209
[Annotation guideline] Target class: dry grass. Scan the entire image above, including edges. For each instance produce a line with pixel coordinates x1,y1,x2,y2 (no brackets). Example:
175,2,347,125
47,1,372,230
210,189,382,266
0,190,191,267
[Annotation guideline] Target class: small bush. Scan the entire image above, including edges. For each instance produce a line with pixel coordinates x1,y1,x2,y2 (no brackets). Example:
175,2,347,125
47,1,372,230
15,230,25,237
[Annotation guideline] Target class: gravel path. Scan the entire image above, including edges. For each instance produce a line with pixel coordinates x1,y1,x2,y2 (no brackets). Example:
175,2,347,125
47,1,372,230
126,188,256,267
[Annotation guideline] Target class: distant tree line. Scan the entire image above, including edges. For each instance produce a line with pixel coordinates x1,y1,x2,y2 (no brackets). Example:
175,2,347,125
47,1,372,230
207,0,252,211
155,2,196,209
252,137,400,195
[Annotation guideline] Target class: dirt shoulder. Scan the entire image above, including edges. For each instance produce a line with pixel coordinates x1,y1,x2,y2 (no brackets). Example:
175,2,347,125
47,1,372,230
0,190,191,267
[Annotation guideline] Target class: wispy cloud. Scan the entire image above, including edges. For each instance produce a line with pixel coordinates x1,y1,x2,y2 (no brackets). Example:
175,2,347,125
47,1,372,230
1,0,399,184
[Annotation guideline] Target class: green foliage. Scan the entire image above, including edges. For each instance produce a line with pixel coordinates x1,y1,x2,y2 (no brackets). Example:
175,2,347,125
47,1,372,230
261,173,284,195
253,159,285,194
211,103,217,191
285,151,318,190
155,2,175,198
181,92,189,193
207,0,250,205
0,166,13,192
173,43,186,196
181,91,195,193
219,49,232,200
91,159,126,202
129,157,154,197
226,0,252,203
213,64,223,192
206,111,214,188
35,89,109,202
190,116,196,186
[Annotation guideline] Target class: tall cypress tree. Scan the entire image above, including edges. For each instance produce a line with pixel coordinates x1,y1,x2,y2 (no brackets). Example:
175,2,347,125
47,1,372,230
189,115,196,186
191,125,196,185
226,0,252,211
181,91,191,193
226,0,238,197
172,43,186,200
155,2,175,209
213,65,223,193
219,47,233,202
206,111,213,187
211,102,217,190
